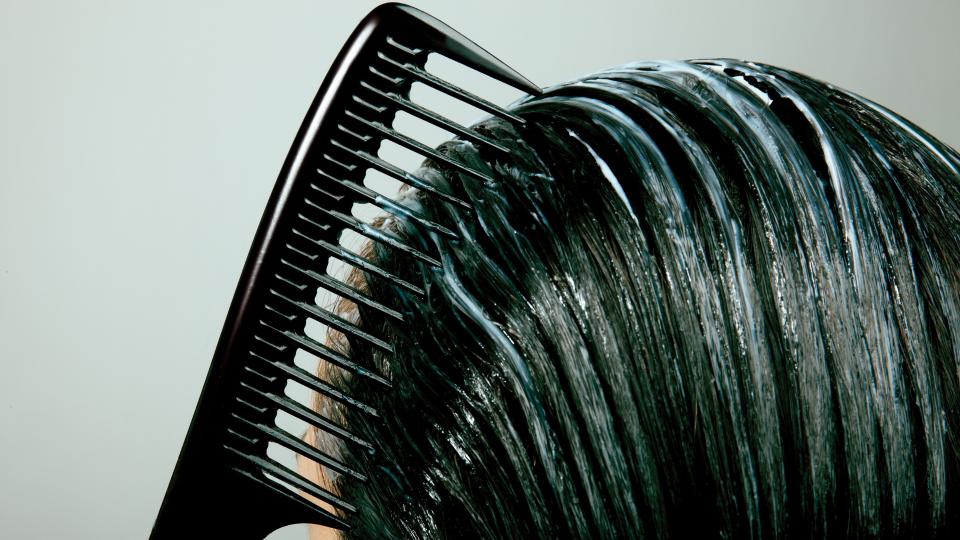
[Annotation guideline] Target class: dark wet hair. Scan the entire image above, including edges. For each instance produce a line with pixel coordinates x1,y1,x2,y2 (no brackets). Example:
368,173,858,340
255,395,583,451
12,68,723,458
317,59,960,539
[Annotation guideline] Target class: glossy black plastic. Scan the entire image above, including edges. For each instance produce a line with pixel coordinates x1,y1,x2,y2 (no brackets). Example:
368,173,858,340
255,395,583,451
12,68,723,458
150,4,539,538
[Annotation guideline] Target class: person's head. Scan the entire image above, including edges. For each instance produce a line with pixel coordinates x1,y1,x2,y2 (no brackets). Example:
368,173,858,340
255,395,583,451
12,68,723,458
304,59,960,539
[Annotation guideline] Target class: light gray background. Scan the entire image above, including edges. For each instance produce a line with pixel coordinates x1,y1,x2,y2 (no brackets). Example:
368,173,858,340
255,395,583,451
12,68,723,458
1,1,957,538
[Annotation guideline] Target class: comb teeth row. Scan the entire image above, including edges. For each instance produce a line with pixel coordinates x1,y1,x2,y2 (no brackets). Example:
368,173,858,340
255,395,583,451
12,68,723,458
336,143,473,209
375,48,526,124
311,170,459,239
152,5,538,536
359,81,511,154
223,32,530,527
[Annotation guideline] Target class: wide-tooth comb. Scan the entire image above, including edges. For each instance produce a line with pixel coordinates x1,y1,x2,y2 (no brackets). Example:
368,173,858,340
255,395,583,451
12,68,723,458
150,3,539,538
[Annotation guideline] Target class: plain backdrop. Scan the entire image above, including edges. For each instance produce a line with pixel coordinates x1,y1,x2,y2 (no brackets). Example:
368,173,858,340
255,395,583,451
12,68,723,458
1,1,958,538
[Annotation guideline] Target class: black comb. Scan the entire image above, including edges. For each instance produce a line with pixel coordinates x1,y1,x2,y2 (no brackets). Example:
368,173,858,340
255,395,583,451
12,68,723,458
150,3,539,538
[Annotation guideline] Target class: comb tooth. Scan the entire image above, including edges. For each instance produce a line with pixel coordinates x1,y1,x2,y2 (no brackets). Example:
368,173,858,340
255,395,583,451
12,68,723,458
224,445,357,514
278,399,373,453
280,254,404,322
343,111,495,184
336,122,374,145
313,167,460,240
252,331,289,353
231,409,368,482
359,82,510,154
270,275,312,305
351,93,388,116
308,180,346,203
261,301,299,327
226,426,261,446
290,227,428,297
380,5,541,95
268,289,394,352
295,211,333,232
254,323,392,388
250,322,382,387
383,35,425,56
367,64,407,91
250,351,380,417
334,143,471,209
374,54,526,124
249,378,377,452
279,260,404,323
229,466,352,529
321,151,358,173
293,210,333,237
355,220,441,267
313,165,378,201
302,199,441,267
240,363,281,387
283,241,323,266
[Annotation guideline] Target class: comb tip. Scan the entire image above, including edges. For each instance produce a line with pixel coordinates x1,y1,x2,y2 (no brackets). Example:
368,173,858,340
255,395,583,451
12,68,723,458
371,3,541,96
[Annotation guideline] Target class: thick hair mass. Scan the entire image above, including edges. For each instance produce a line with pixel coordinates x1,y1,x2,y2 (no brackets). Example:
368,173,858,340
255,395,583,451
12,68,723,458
313,60,960,539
